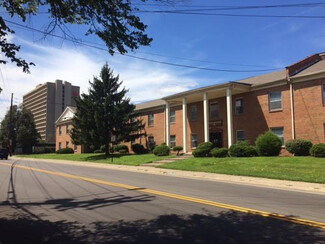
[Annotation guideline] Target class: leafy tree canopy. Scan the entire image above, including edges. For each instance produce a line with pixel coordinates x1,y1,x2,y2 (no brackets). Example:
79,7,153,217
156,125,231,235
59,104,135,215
71,63,145,155
0,106,40,153
0,0,156,75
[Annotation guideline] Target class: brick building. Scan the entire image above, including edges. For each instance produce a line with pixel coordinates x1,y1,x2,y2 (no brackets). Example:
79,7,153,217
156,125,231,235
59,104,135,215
132,53,325,153
55,53,325,154
55,106,83,153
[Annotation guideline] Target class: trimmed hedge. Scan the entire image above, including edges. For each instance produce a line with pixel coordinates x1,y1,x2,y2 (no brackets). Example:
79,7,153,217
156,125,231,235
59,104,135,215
211,147,228,158
131,143,147,154
173,146,183,156
310,143,325,157
192,148,209,157
255,131,282,156
153,145,170,156
56,147,74,154
114,144,129,153
229,141,257,157
285,139,312,156
192,142,213,157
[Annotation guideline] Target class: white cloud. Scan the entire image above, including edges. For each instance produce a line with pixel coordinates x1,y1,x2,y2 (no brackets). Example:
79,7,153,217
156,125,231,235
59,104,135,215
0,36,200,119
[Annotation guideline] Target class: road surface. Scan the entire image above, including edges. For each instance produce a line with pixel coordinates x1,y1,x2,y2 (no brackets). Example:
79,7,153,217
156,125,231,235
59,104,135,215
0,158,324,243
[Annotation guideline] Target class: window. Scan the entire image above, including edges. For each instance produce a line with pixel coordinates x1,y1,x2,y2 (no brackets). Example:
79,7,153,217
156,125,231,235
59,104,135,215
59,126,62,135
66,142,69,148
235,98,244,115
190,105,198,121
210,102,219,119
170,135,176,147
66,125,70,134
322,83,325,104
236,130,245,142
59,142,62,150
148,114,154,126
271,127,284,145
131,139,136,145
170,110,176,123
148,136,155,150
191,134,198,148
148,136,155,144
74,144,78,152
269,91,282,111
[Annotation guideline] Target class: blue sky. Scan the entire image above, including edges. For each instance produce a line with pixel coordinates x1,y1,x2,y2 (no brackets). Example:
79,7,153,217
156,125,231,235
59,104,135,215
1,0,325,118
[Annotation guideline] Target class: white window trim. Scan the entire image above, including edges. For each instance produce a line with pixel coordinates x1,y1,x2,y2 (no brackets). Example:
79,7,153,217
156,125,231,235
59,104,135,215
236,130,245,142
170,110,176,123
210,102,219,119
269,91,283,111
190,105,198,121
191,133,198,149
235,98,244,115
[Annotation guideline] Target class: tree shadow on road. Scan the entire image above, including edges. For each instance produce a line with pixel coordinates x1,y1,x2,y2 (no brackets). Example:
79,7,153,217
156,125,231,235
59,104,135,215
0,211,324,244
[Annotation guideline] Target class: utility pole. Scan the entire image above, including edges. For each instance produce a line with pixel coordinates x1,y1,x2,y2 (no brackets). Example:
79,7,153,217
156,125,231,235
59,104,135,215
8,93,13,156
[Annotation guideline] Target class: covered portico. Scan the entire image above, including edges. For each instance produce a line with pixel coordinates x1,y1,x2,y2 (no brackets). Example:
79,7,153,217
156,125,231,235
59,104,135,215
162,82,251,153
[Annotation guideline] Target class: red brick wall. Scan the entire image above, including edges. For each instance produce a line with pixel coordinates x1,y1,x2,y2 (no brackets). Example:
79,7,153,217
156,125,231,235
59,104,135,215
56,122,83,153
293,78,325,144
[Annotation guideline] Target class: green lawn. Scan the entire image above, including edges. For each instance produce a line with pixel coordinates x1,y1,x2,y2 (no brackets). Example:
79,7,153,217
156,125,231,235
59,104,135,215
159,157,325,183
18,153,174,166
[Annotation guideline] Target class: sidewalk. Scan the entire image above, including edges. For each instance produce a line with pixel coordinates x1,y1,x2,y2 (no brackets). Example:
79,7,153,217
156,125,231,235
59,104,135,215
13,156,325,195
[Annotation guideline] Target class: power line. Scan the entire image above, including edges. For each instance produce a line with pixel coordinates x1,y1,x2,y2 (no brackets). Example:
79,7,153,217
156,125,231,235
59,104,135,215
133,2,325,9
135,10,325,19
4,19,281,73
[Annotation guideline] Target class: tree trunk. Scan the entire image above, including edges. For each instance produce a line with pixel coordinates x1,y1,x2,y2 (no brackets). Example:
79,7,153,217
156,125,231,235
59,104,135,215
105,143,110,156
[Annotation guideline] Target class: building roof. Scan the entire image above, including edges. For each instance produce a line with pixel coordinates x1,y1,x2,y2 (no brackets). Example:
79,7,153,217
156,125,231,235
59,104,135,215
55,106,77,124
237,69,287,87
292,58,325,78
135,99,165,111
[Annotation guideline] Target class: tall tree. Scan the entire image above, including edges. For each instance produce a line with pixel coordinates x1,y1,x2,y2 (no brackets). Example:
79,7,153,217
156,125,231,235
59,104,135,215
1,0,157,74
0,106,40,153
71,63,144,155
16,108,40,153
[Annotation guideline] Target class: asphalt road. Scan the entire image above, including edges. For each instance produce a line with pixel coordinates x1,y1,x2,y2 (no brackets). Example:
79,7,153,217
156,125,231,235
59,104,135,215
0,158,324,243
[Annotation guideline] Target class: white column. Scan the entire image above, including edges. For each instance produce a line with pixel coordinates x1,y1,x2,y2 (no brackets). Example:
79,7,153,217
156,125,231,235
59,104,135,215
226,88,233,147
182,97,188,153
203,92,209,142
165,101,170,146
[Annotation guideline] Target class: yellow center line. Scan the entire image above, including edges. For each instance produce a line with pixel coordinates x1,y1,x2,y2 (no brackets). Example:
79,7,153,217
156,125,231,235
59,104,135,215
1,161,324,229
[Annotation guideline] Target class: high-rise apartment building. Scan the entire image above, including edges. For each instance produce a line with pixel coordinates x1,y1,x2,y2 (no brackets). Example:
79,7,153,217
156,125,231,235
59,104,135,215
23,80,80,143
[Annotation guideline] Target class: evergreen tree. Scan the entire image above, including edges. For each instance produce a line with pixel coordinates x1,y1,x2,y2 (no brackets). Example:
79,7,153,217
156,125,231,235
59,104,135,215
71,64,144,155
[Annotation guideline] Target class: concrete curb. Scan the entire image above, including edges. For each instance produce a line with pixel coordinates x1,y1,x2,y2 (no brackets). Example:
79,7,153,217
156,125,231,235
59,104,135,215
13,156,325,195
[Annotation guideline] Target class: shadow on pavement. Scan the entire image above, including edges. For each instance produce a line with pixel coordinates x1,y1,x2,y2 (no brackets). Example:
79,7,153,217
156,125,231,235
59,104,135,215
0,211,324,244
1,194,154,211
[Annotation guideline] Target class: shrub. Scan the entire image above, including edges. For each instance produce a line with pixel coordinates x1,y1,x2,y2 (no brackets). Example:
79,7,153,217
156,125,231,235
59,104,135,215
119,149,128,154
255,131,282,156
310,143,325,157
197,142,213,151
192,142,213,157
94,149,102,153
153,145,170,156
211,147,228,157
100,145,106,153
192,148,209,157
285,139,312,156
131,143,147,154
229,141,257,157
173,146,183,156
56,147,74,154
114,144,129,153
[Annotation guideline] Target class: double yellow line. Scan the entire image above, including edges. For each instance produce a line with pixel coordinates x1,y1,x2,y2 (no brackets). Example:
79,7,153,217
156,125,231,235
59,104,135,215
1,161,324,229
